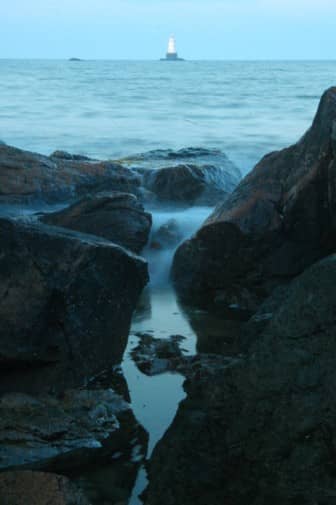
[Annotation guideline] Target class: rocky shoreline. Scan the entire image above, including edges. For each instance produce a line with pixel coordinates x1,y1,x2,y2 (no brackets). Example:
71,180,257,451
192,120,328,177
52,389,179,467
0,141,240,503
1,87,336,504
144,87,336,504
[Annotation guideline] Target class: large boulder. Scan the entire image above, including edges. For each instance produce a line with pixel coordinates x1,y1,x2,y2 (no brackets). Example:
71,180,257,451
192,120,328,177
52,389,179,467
0,218,148,394
41,193,152,254
0,144,141,204
140,161,240,206
172,87,336,316
146,255,336,505
123,146,241,206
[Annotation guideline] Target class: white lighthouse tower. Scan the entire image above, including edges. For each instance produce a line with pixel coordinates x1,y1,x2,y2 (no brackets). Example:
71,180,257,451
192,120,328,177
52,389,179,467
167,36,177,56
161,35,184,61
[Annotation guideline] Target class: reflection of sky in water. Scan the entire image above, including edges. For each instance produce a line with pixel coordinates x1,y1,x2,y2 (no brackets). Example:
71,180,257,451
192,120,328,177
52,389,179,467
124,206,213,503
123,288,189,505
132,287,196,353
123,332,186,456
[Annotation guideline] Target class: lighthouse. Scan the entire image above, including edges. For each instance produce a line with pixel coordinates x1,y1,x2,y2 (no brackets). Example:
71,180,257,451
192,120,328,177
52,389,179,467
161,35,184,61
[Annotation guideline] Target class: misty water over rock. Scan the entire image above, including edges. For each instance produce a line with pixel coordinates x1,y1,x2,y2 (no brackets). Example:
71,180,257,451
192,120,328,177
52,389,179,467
125,148,242,206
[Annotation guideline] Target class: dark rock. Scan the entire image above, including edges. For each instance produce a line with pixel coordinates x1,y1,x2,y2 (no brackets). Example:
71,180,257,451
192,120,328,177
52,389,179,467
141,162,239,206
150,218,182,249
131,333,185,375
173,221,265,317
122,147,241,206
74,463,137,505
146,255,336,505
0,471,90,505
0,387,147,473
0,144,141,204
86,365,131,403
132,287,152,323
41,193,152,254
121,147,240,166
183,304,244,355
50,150,94,162
0,218,148,394
172,87,336,315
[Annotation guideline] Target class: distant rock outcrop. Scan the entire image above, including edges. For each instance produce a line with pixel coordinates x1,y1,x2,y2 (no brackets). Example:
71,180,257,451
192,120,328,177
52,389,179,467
172,87,336,317
41,193,152,254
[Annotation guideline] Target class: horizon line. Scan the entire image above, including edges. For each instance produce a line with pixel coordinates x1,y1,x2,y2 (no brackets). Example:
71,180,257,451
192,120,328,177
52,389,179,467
0,57,336,62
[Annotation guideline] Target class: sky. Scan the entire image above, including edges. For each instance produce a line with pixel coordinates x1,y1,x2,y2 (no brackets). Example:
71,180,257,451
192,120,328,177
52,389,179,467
1,0,335,60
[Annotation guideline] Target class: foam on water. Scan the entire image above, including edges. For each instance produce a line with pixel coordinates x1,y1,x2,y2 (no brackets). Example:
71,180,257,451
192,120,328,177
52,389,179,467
144,205,212,287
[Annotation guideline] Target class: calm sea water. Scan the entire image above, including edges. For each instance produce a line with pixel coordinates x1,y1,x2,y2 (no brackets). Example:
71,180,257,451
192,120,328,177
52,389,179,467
0,60,335,174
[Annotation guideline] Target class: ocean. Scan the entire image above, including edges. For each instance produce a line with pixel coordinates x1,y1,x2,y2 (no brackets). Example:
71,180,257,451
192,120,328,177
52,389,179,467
0,59,335,175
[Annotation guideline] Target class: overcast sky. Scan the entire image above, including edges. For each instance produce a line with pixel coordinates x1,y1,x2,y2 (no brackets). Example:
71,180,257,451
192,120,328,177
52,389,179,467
1,0,335,59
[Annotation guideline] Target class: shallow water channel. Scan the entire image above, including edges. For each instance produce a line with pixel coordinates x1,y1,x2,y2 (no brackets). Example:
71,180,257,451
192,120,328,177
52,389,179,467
122,206,213,504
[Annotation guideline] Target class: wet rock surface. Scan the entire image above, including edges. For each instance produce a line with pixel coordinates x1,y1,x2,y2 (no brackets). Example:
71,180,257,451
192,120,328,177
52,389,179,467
0,471,91,505
131,333,186,376
172,87,336,315
41,193,152,254
119,147,241,206
121,147,241,171
146,255,336,505
140,162,240,206
0,144,241,207
50,150,95,162
0,218,148,394
0,388,147,473
184,306,244,355
0,146,154,503
0,144,141,204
